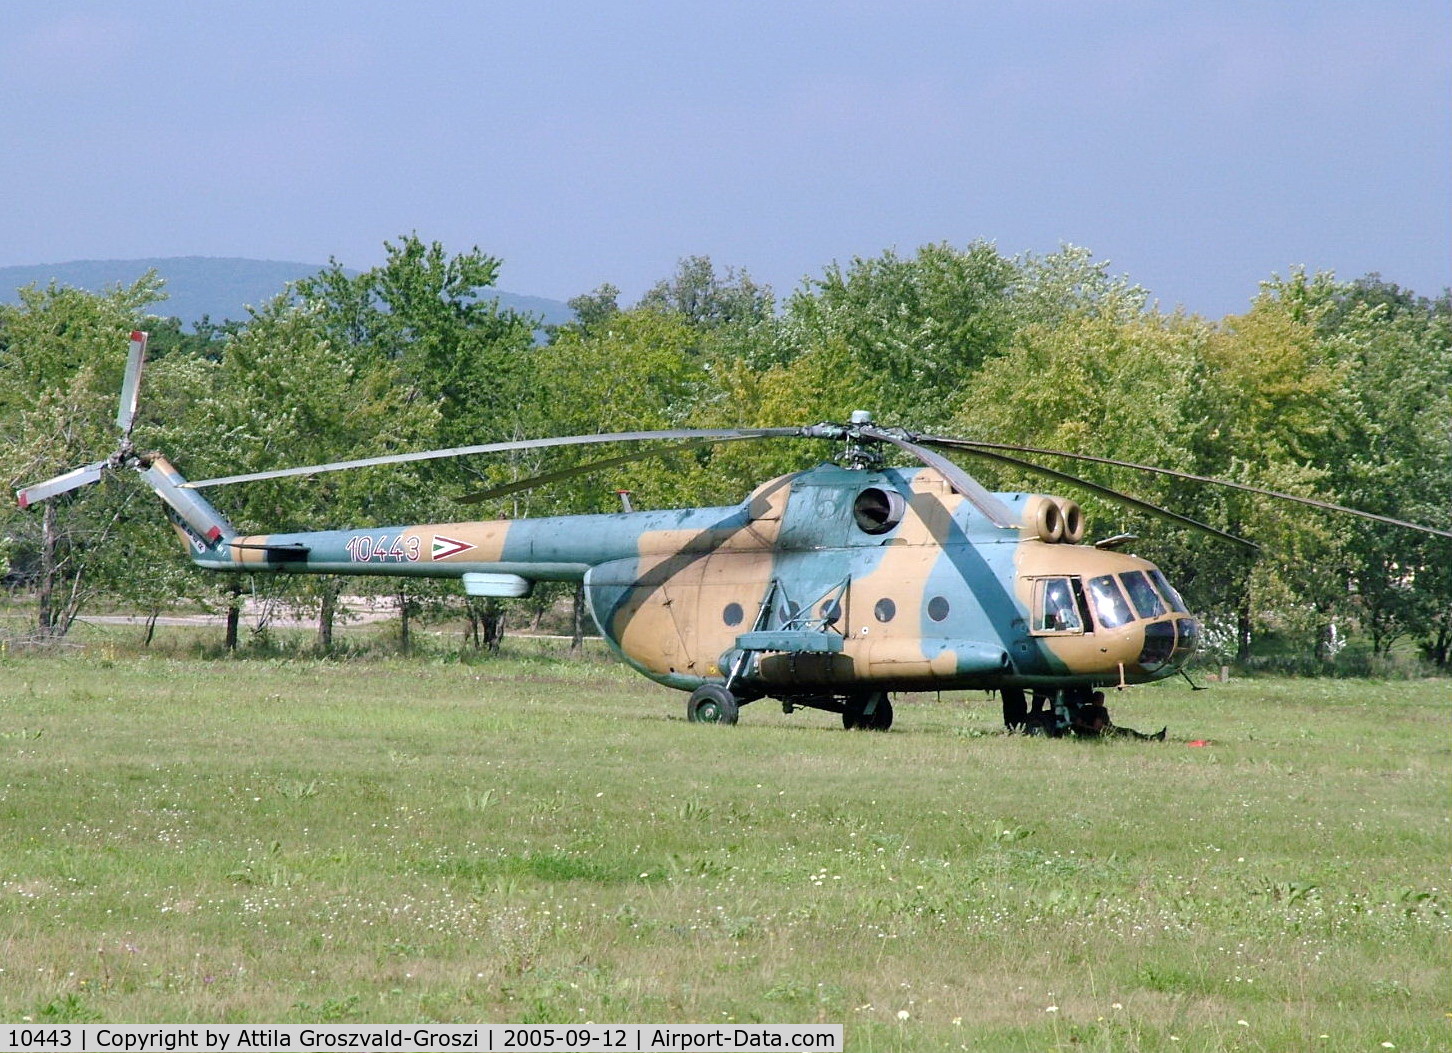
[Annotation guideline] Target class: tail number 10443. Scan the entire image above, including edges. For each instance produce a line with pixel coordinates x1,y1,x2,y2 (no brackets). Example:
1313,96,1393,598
345,533,421,563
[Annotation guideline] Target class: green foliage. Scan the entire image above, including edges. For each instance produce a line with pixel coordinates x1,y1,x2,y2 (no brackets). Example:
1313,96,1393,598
563,282,620,333
294,234,538,453
0,275,169,633
639,255,774,332
512,309,710,514
3,235,1448,667
195,297,439,533
781,241,1016,422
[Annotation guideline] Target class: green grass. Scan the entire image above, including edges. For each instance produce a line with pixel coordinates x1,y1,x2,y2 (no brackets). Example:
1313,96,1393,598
0,650,1446,1052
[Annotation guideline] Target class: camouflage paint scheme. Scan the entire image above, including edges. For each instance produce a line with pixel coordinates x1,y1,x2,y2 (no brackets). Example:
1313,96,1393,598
162,457,1200,701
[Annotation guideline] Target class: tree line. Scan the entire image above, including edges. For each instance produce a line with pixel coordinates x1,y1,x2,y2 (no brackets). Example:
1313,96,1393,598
2,235,1448,670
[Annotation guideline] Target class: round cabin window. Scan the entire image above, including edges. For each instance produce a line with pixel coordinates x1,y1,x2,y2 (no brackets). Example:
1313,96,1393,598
819,598,842,625
723,602,744,627
853,487,906,535
928,596,950,622
874,598,896,623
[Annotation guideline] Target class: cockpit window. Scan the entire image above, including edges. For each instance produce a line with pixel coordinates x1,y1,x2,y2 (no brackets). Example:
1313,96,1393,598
1087,575,1134,628
1034,576,1084,633
1148,568,1189,613
1120,570,1166,619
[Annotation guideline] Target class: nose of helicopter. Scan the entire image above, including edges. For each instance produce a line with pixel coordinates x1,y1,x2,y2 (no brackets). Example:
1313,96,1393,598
1137,613,1202,674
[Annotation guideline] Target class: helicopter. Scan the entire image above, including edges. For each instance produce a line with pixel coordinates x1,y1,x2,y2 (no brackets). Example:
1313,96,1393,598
18,332,1452,734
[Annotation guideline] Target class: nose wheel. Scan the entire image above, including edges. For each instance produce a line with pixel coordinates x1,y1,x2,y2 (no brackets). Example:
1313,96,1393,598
686,684,740,725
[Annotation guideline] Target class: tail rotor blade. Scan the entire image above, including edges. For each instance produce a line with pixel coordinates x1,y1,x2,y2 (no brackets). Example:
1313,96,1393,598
16,461,108,508
115,330,148,436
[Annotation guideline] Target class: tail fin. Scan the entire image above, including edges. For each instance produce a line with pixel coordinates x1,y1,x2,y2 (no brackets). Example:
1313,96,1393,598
139,454,236,550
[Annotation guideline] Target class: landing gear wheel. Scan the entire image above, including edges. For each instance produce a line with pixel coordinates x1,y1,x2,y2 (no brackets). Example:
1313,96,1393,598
843,692,893,731
1001,687,1028,731
687,684,740,725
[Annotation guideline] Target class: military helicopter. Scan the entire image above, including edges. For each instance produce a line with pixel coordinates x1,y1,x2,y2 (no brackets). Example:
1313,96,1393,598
18,332,1452,733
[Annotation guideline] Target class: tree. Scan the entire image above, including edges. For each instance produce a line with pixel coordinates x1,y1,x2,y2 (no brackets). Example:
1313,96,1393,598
1188,287,1349,657
565,283,621,333
520,308,709,513
780,241,1017,425
0,276,168,635
296,235,538,447
189,295,439,651
639,256,774,331
953,307,1221,571
1280,273,1452,660
283,236,540,646
1004,243,1150,330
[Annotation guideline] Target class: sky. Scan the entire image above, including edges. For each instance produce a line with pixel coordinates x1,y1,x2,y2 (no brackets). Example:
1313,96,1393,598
1,1,1447,318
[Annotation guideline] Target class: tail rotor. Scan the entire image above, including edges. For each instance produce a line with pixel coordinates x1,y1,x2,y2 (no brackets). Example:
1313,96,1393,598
15,330,150,508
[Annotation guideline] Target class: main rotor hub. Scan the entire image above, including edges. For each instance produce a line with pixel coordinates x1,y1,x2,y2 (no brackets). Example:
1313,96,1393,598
801,414,913,471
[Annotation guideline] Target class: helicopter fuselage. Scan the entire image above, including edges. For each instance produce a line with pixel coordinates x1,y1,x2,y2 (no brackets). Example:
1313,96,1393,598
182,461,1200,698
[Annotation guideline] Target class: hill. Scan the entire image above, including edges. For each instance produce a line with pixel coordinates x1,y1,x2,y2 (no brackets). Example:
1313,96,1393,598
0,256,574,328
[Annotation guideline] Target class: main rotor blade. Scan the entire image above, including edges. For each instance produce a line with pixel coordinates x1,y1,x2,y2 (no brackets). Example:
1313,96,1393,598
861,428,1018,528
16,461,108,508
455,436,751,505
181,427,802,489
115,330,148,436
924,441,1258,550
925,437,1452,541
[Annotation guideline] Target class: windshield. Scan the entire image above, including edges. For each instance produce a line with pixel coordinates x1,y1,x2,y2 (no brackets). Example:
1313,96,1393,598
1087,575,1134,629
1120,570,1166,619
1149,568,1189,613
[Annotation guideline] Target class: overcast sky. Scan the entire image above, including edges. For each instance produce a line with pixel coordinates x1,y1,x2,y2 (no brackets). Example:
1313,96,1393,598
2,1,1447,317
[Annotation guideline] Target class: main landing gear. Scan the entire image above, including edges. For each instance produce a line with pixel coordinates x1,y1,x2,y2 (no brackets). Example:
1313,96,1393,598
1001,686,1029,731
841,691,893,731
686,685,894,731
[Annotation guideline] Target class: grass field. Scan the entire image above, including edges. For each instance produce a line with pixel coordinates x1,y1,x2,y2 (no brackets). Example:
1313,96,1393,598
0,643,1447,1051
